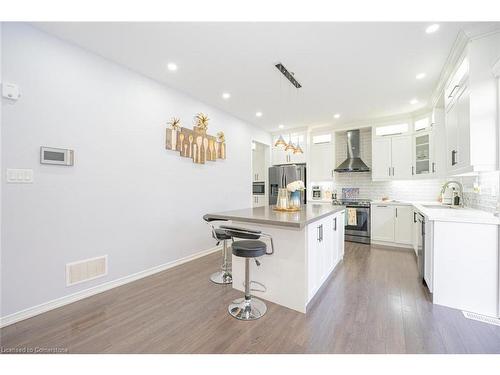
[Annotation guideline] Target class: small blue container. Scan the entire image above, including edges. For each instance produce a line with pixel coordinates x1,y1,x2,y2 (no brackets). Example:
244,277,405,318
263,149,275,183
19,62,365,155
289,191,301,209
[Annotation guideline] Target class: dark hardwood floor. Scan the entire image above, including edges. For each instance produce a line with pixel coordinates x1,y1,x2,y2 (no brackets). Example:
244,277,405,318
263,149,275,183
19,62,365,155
2,242,500,353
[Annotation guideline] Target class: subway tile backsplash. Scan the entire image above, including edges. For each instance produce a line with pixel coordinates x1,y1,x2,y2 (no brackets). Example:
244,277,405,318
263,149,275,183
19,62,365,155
332,173,444,201
459,171,499,212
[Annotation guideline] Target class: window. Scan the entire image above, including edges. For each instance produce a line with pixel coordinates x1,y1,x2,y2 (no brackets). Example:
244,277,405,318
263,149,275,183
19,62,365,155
375,123,409,136
414,117,430,132
312,134,332,144
290,134,305,145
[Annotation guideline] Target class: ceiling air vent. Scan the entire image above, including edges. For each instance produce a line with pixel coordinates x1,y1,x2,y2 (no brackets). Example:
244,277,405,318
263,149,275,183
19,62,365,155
275,63,302,88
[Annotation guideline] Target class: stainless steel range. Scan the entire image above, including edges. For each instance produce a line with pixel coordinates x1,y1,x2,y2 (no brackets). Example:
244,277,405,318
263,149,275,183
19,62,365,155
332,198,371,244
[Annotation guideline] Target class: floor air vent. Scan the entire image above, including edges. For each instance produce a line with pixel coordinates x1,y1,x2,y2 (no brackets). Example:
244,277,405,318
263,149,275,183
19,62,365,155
66,255,108,286
462,311,500,326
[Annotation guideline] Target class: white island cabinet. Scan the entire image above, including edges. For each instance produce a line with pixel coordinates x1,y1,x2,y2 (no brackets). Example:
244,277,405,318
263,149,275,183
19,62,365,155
209,204,345,313
412,203,500,318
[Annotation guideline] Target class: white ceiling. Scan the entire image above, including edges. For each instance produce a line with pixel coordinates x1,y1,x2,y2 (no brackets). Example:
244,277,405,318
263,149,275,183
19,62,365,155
33,22,500,132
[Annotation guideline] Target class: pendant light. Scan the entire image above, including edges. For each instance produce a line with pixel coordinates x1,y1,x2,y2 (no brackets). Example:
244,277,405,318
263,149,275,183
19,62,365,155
274,134,287,148
284,141,295,152
293,140,304,154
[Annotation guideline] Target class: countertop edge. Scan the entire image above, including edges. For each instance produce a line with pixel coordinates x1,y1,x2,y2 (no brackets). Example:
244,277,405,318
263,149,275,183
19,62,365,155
370,201,500,225
208,206,345,229
207,213,303,228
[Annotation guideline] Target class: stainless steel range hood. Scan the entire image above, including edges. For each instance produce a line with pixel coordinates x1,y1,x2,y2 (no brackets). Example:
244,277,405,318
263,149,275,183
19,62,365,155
334,130,370,173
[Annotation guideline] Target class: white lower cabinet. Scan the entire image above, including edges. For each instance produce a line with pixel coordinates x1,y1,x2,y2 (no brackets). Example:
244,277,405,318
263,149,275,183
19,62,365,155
412,210,419,256
371,203,413,246
371,204,395,242
432,221,499,318
252,195,267,207
307,211,344,301
394,205,413,245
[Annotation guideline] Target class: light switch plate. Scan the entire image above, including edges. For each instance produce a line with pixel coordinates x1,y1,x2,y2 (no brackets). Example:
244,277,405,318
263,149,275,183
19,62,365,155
2,83,21,100
6,169,33,183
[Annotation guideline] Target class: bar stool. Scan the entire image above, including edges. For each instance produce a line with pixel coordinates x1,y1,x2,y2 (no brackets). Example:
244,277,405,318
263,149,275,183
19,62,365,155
203,214,232,284
220,225,274,320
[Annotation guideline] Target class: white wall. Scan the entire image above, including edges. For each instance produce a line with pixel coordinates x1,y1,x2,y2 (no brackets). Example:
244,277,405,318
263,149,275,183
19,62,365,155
1,23,271,317
0,22,3,317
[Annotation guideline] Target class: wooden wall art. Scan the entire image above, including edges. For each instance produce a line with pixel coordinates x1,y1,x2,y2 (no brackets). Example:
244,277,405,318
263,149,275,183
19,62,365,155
165,114,226,164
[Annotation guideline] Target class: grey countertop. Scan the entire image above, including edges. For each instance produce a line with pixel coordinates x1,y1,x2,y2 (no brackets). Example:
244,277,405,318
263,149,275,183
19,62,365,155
208,204,345,229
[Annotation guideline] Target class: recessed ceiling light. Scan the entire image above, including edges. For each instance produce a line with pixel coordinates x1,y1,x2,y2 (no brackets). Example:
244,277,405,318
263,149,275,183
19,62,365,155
167,62,178,71
410,99,419,105
425,24,440,34
334,113,341,119
255,111,263,117
222,92,231,100
278,124,285,129
416,73,426,80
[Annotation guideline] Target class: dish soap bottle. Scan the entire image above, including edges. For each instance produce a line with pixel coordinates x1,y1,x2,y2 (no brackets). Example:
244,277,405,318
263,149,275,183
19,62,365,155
453,189,460,206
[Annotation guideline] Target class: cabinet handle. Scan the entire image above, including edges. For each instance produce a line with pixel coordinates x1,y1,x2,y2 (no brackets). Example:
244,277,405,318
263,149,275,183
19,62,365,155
451,150,457,166
448,84,460,99
411,166,414,175
334,217,337,231
317,226,321,242
388,167,391,176
395,207,398,218
432,162,436,173
413,211,417,223
377,205,388,207
392,167,395,176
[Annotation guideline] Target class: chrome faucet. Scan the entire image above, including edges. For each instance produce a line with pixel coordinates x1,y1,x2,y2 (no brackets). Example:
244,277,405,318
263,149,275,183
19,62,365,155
440,180,464,207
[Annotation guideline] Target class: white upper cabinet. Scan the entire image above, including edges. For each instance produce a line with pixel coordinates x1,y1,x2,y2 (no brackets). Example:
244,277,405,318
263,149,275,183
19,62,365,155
413,111,447,179
252,142,266,182
372,111,447,181
308,131,335,181
446,80,471,175
430,108,447,178
413,131,433,176
391,136,413,179
372,137,392,180
372,133,412,181
444,43,498,175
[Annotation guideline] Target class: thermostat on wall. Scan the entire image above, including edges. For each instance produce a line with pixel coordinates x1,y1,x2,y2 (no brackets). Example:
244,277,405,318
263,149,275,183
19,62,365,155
40,146,74,166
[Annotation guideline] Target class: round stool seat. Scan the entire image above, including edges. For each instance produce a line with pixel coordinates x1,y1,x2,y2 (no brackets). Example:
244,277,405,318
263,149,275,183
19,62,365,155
232,240,267,258
213,228,231,241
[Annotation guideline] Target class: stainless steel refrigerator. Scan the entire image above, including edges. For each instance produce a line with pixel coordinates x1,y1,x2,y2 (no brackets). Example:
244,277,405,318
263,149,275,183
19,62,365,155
268,164,307,205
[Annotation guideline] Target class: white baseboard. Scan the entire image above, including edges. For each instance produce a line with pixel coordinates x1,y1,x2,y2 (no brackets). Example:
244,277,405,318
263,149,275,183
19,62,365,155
0,245,221,328
370,240,413,250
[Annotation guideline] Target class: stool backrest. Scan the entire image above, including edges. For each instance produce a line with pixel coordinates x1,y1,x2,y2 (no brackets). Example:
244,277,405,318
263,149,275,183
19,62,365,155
203,214,228,223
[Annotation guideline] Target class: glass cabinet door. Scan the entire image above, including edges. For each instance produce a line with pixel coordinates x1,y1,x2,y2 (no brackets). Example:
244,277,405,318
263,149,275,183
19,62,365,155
414,133,431,175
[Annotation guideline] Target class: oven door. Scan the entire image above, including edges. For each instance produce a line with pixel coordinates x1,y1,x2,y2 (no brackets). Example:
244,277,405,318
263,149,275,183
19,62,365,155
344,206,370,237
253,182,265,195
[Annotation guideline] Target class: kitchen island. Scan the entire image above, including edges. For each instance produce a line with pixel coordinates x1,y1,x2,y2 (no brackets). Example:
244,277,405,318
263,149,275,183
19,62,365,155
208,204,345,313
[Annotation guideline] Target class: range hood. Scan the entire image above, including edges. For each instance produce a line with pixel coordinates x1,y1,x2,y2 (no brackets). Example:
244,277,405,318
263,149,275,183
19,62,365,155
334,130,370,173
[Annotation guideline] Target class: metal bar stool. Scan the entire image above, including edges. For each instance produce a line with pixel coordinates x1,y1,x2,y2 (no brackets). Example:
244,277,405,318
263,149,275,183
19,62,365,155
203,214,232,284
220,225,274,320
